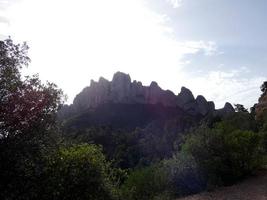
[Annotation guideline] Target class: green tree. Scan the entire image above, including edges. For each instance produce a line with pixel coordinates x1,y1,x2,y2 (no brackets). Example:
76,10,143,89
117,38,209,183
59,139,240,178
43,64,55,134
42,144,118,200
121,165,170,200
0,38,64,199
182,122,264,186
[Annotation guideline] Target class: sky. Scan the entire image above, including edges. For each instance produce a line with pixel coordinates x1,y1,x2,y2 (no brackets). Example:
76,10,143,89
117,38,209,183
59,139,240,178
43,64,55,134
0,0,266,108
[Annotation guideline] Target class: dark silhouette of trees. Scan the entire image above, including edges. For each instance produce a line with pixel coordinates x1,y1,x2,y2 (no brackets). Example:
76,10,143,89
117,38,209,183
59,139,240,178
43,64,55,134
234,104,248,113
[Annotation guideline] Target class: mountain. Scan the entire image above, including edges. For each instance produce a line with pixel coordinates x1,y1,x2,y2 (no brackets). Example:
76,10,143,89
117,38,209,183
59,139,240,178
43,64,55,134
58,72,236,168
58,72,234,126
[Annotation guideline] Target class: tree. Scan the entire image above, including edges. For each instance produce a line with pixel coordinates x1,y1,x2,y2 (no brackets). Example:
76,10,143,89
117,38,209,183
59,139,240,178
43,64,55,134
0,38,64,200
121,164,170,200
234,104,248,113
255,81,267,121
0,38,121,200
42,144,118,200
260,81,267,93
0,38,64,138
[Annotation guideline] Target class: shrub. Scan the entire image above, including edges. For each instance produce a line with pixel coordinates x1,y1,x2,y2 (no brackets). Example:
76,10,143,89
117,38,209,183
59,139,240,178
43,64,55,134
162,152,206,196
120,165,170,200
42,144,118,200
120,152,207,199
182,123,264,186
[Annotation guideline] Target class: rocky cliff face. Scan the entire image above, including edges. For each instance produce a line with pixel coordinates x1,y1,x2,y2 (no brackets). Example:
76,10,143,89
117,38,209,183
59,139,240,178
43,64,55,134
59,72,234,119
71,72,178,111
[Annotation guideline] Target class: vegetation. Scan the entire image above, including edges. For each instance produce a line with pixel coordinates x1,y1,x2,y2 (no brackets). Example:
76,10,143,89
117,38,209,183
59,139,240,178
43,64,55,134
0,38,266,199
0,38,118,200
42,144,118,200
121,165,171,200
182,123,263,186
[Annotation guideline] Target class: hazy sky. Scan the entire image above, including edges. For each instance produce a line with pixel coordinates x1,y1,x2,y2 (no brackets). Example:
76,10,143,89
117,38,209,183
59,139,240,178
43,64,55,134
0,0,266,108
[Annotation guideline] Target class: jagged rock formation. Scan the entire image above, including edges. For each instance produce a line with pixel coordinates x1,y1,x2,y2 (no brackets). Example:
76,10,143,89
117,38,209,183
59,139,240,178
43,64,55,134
196,95,211,116
58,72,234,119
215,102,235,116
72,72,177,110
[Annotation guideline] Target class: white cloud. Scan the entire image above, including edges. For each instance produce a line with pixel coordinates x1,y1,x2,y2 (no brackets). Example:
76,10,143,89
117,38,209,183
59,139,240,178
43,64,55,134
166,0,182,8
180,68,265,109
1,0,218,103
0,0,9,9
182,41,219,56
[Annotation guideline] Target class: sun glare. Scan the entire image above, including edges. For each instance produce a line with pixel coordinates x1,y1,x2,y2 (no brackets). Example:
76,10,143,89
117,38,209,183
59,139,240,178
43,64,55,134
3,0,191,103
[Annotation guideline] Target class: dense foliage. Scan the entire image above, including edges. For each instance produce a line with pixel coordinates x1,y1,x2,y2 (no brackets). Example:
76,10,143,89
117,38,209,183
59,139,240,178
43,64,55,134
42,144,118,200
119,112,266,199
182,121,263,185
0,38,118,200
0,39,63,138
121,165,171,200
0,38,64,199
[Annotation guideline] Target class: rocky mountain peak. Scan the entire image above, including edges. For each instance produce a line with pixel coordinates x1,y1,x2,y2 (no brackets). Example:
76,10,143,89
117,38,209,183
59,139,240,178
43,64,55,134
90,79,97,87
214,102,235,116
59,72,235,119
224,102,235,113
150,81,159,88
177,86,195,107
99,76,109,84
112,72,131,85
196,95,209,116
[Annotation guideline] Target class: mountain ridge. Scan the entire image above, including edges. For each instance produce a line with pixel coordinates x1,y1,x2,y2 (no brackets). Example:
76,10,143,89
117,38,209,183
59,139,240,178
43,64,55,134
59,71,234,120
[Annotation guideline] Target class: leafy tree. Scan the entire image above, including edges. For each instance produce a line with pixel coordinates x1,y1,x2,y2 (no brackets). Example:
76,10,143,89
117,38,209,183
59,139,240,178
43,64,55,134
121,165,170,200
234,104,248,113
42,144,118,200
0,128,59,200
0,38,64,200
64,127,142,169
259,115,267,154
0,38,63,138
218,112,258,132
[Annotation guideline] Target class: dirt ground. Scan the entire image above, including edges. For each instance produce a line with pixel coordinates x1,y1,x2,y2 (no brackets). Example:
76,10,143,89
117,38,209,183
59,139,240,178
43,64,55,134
177,170,267,200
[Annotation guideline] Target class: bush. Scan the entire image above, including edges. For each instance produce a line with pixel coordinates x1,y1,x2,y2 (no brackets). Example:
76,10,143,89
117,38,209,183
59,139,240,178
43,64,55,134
0,128,61,200
162,152,206,196
120,165,170,200
260,115,267,153
182,123,264,186
42,144,118,200
120,152,206,199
